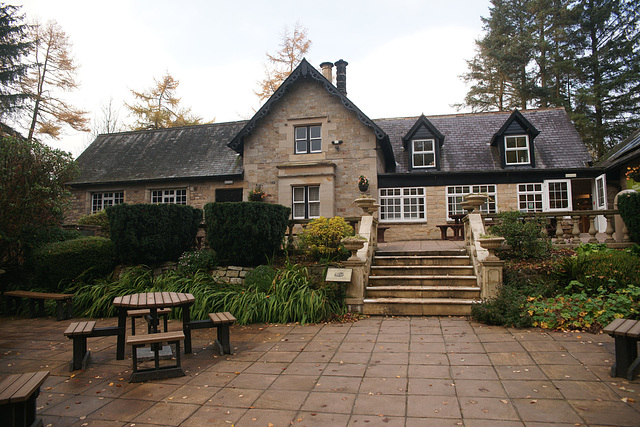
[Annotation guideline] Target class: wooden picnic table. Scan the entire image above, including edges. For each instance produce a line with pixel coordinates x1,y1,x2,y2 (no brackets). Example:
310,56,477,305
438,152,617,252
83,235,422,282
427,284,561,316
112,292,195,360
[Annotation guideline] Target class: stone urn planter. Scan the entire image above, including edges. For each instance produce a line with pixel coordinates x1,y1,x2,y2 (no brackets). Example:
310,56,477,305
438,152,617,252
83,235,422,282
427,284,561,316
478,236,505,260
464,193,488,212
341,236,366,261
354,196,378,215
460,201,473,212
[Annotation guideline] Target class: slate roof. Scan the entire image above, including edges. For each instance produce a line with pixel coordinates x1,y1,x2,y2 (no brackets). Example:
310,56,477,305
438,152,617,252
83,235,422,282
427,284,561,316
598,128,640,170
374,108,592,174
71,121,247,185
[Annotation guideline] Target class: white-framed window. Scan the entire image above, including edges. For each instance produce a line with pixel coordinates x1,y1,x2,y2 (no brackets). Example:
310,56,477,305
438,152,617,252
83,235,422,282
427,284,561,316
446,185,497,219
91,191,124,213
292,185,320,219
379,187,426,222
412,139,436,168
505,135,530,165
151,189,187,205
543,179,572,211
518,183,543,212
294,125,321,154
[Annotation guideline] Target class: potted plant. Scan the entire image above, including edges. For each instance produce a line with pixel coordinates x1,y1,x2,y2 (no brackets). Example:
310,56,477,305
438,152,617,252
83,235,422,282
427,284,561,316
358,175,369,193
248,185,266,201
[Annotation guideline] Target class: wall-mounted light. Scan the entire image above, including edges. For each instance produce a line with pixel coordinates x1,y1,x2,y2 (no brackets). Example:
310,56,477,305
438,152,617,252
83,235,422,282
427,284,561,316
331,140,343,151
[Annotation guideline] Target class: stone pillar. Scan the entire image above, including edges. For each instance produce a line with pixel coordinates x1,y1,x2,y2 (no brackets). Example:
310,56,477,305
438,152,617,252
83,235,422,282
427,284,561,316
343,258,364,313
480,259,504,299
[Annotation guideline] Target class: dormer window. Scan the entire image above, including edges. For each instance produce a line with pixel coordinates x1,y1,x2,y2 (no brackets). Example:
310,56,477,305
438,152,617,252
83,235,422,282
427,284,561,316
295,125,321,154
412,139,436,168
505,135,530,165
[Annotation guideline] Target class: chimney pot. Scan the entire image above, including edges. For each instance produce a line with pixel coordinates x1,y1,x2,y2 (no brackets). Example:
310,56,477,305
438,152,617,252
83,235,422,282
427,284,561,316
335,59,348,96
320,61,334,83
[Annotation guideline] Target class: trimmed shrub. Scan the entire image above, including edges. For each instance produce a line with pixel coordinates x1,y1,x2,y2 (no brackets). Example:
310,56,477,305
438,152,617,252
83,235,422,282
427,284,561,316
557,250,640,295
32,237,115,290
204,202,290,266
619,192,640,243
489,210,551,259
298,216,354,261
107,204,202,265
78,210,110,237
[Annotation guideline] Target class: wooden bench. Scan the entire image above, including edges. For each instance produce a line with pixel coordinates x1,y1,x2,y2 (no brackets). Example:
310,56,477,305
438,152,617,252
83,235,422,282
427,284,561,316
0,371,49,427
126,331,185,382
128,308,172,334
4,290,74,321
603,318,640,380
184,312,236,355
64,321,120,371
436,224,464,240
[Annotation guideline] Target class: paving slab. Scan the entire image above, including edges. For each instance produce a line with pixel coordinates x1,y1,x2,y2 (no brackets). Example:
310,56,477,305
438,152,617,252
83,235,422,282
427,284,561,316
1,314,640,426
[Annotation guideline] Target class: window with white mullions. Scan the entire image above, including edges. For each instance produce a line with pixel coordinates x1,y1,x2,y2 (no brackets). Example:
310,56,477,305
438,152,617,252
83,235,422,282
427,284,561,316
151,189,187,204
505,135,530,165
412,139,436,168
292,185,320,219
446,185,497,219
295,125,321,154
518,183,543,212
379,187,426,222
91,191,124,213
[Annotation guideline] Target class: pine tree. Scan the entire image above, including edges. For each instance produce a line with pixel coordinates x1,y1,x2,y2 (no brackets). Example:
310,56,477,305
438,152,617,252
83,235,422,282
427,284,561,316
0,4,30,121
571,0,640,158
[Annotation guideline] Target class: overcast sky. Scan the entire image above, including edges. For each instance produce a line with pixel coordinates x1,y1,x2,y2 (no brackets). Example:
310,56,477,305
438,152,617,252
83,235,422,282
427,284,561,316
15,0,491,157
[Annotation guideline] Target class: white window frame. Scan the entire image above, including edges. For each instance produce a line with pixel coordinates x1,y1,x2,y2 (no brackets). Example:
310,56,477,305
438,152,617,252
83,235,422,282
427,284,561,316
294,125,322,154
412,139,436,169
594,174,607,232
379,187,426,223
292,185,320,219
91,191,124,213
543,179,572,211
151,189,187,205
505,135,530,165
517,183,544,212
446,185,497,220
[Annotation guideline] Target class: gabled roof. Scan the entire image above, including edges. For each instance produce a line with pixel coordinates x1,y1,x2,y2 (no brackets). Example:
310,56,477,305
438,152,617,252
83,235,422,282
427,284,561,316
489,109,540,146
227,58,396,171
375,108,591,174
402,114,445,149
70,121,247,185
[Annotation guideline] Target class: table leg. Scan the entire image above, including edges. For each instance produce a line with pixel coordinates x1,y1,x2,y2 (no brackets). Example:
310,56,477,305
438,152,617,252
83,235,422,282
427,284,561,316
183,306,192,354
116,308,127,360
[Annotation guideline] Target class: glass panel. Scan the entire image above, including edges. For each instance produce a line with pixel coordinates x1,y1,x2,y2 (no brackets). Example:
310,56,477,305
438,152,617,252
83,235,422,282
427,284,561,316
310,138,321,152
308,186,320,202
309,202,320,218
295,127,306,140
293,187,305,202
309,126,321,139
293,204,305,219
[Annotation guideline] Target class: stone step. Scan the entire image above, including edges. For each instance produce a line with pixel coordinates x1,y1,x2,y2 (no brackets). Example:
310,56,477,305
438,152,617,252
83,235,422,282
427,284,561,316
373,255,471,266
368,275,478,287
376,249,467,257
366,285,480,299
363,298,476,316
371,265,475,276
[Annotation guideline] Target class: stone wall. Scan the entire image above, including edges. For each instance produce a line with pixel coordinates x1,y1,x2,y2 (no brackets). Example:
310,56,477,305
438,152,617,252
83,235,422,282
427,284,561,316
211,266,252,285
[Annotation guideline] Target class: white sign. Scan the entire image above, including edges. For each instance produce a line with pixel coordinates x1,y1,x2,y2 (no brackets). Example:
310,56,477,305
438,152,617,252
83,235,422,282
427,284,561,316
325,268,352,282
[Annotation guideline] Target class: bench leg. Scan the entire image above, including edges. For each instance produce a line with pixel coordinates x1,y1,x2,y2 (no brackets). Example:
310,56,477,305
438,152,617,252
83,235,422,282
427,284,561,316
55,300,65,321
27,298,45,318
611,336,638,378
217,325,231,354
70,336,90,371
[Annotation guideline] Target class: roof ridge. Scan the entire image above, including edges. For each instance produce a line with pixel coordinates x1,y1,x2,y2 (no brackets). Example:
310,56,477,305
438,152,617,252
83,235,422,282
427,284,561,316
374,107,566,122
97,119,248,137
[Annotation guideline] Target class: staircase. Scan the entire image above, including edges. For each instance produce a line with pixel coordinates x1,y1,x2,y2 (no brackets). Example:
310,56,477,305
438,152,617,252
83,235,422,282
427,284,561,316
363,246,480,316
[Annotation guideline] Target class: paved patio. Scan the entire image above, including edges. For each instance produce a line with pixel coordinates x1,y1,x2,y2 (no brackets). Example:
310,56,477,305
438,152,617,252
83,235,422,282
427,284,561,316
1,314,639,426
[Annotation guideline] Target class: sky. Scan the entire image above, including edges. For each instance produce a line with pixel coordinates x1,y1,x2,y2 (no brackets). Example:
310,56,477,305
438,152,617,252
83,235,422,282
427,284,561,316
14,0,492,157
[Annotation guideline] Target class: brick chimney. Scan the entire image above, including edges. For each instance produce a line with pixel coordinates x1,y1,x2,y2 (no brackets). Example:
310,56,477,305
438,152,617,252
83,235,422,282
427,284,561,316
335,59,348,96
320,62,334,83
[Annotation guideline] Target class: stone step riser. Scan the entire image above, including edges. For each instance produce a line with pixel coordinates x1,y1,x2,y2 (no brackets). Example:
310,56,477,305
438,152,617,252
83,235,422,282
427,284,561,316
371,266,475,276
376,250,466,257
366,289,480,299
363,302,472,316
374,257,471,266
368,277,477,287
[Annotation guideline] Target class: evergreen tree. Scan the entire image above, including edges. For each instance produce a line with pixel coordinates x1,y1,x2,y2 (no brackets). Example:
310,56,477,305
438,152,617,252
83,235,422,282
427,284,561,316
571,0,640,158
0,4,30,122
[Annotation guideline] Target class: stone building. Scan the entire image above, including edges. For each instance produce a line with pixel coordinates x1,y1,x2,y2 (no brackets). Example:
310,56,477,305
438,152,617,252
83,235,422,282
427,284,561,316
68,59,618,241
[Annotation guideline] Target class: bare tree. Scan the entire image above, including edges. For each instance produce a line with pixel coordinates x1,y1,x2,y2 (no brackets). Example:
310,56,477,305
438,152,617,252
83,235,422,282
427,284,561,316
255,22,311,102
20,20,89,141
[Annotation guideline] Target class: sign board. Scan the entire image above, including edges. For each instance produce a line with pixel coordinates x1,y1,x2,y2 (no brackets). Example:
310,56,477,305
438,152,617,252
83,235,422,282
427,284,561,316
325,268,352,282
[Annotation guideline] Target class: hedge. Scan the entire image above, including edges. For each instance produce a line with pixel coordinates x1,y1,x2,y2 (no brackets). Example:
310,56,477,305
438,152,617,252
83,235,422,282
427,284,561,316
107,203,202,265
204,202,290,266
32,237,115,290
619,192,640,243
